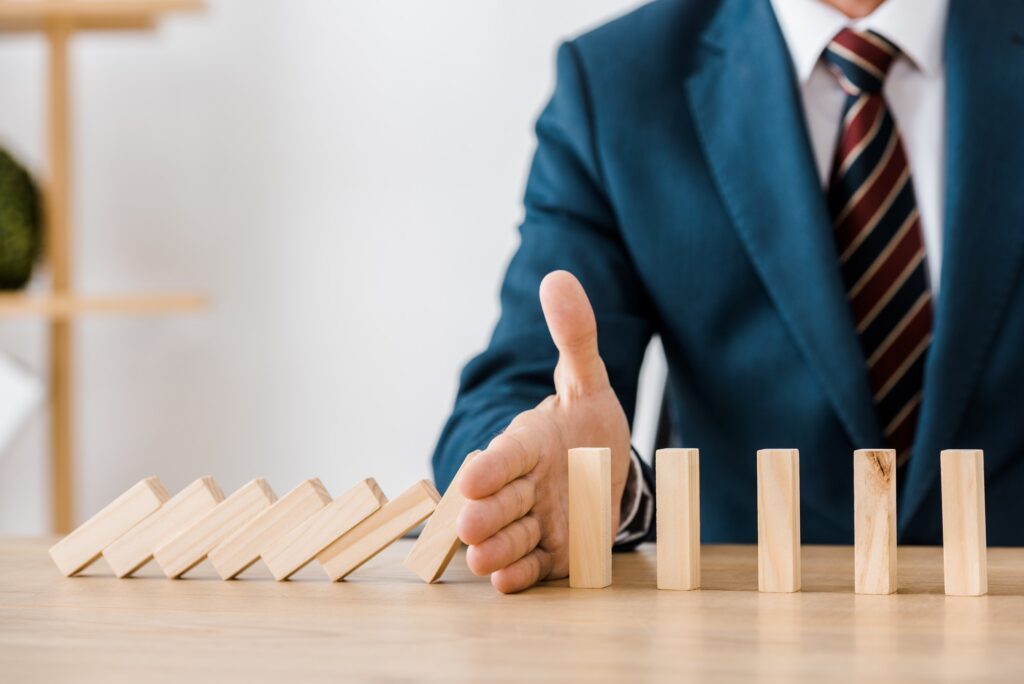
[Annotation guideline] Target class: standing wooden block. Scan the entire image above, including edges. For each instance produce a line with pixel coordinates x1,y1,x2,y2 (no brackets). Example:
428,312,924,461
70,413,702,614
854,449,897,594
103,476,224,578
208,478,332,580
49,477,169,576
319,480,440,581
757,449,801,593
941,449,988,596
569,447,612,589
154,479,277,579
403,451,477,583
656,448,700,590
262,478,386,581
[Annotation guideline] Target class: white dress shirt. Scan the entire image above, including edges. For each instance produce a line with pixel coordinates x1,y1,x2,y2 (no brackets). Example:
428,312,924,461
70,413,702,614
769,0,949,294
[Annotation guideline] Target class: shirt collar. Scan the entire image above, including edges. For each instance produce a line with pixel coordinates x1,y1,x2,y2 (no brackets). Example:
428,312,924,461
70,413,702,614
769,0,949,83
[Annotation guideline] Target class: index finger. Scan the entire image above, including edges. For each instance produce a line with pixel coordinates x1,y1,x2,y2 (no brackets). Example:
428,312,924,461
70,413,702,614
459,424,542,500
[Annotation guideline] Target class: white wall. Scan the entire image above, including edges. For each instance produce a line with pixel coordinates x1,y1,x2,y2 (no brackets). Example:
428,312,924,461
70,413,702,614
0,0,657,534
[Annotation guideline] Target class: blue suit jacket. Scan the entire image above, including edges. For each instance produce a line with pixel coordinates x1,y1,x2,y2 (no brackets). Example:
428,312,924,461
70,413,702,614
433,0,1024,545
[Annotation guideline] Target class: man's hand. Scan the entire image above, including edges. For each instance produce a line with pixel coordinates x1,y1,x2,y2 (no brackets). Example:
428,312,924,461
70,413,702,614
455,270,631,593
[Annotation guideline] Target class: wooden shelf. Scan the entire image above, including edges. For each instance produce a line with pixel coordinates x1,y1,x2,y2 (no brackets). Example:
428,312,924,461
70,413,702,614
0,0,202,32
0,292,208,318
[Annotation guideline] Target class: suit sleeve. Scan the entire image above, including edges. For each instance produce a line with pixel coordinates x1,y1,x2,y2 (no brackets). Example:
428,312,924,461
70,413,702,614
431,41,656,527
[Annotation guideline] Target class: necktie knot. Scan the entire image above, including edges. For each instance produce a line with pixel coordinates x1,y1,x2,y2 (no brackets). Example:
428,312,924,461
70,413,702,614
823,29,900,96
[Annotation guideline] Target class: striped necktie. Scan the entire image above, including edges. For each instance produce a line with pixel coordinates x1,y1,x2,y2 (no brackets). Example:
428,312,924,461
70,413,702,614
824,29,934,465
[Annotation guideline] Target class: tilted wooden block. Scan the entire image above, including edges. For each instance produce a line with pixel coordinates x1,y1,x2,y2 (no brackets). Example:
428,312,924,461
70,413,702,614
49,477,169,576
154,479,277,578
656,448,700,591
757,449,801,593
262,478,386,581
319,480,440,581
941,449,988,596
569,447,612,589
854,449,897,594
209,478,332,580
403,451,477,583
103,476,224,578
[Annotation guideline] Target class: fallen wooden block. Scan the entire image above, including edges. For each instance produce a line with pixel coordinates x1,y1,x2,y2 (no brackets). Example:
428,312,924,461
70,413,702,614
49,477,169,576
154,479,277,578
262,478,386,581
319,480,440,581
103,476,224,578
941,449,988,596
209,478,332,580
403,451,477,583
854,449,897,594
656,448,700,591
757,448,801,593
568,447,612,589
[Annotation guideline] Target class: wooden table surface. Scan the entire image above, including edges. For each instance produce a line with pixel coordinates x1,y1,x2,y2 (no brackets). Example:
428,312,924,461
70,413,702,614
2,538,1023,683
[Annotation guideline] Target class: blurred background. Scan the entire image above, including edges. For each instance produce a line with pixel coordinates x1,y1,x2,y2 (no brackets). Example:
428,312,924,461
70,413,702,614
0,0,665,535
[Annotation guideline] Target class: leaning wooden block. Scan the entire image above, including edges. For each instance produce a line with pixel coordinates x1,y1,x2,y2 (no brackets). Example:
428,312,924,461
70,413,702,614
49,477,169,576
656,448,700,591
103,476,224,578
262,478,386,581
209,478,332,580
569,447,612,589
941,449,988,596
319,480,440,581
403,451,477,583
854,449,897,594
757,449,801,593
154,479,277,578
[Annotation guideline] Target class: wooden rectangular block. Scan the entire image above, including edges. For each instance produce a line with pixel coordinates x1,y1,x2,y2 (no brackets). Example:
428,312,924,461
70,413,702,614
103,476,224,578
49,477,169,576
656,448,700,590
569,447,612,589
941,449,988,596
403,451,477,583
854,449,897,594
319,480,440,581
262,478,386,581
154,478,277,578
208,478,332,580
757,449,801,592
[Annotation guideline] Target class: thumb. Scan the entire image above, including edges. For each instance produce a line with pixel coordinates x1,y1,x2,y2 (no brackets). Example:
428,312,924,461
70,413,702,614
539,270,610,394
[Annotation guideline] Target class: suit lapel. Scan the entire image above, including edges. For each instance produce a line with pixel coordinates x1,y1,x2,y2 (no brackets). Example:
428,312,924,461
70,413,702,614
900,0,1024,531
684,0,884,449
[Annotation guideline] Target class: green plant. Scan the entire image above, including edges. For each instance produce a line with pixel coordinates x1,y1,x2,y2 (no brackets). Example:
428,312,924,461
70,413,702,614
0,146,42,290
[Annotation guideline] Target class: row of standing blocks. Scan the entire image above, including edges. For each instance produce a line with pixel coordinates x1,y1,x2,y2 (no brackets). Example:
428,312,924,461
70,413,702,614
569,447,988,596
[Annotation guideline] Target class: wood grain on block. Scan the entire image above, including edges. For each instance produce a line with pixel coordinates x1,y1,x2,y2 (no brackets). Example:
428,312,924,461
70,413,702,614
262,478,386,581
154,479,277,579
103,476,224,578
656,448,700,590
208,478,332,580
941,449,988,596
319,480,440,581
757,449,801,593
48,477,169,576
854,449,897,594
569,447,612,589
403,451,477,583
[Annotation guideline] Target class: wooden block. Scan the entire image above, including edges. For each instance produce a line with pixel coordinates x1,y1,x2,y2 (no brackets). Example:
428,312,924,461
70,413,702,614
319,480,440,581
757,449,801,593
103,476,224,578
656,448,700,590
569,447,612,589
403,451,477,583
854,449,897,594
154,479,277,578
941,449,988,596
262,478,386,581
49,477,169,576
208,478,332,580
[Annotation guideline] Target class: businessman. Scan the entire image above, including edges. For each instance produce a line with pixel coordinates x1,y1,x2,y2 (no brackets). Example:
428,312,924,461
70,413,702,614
432,0,1024,593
